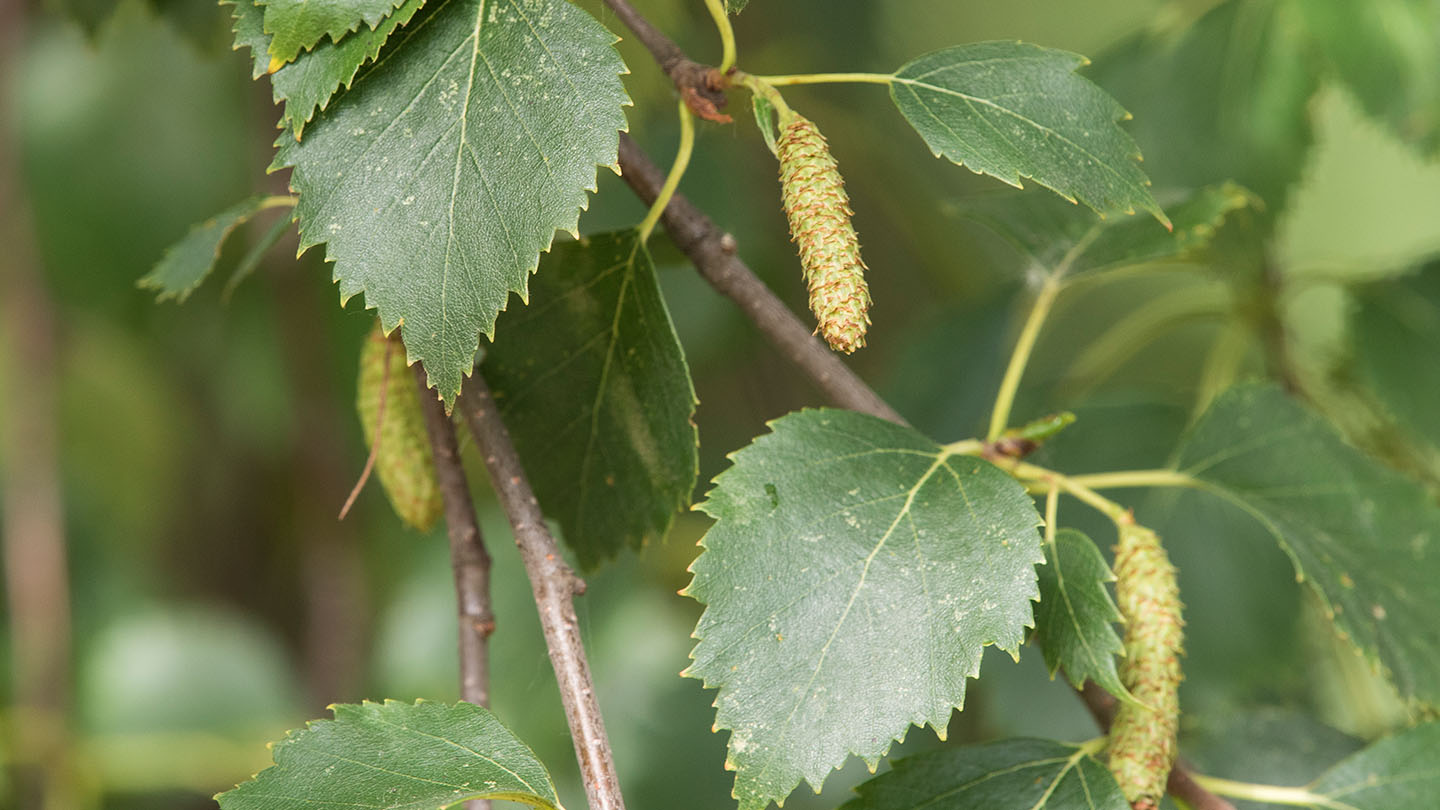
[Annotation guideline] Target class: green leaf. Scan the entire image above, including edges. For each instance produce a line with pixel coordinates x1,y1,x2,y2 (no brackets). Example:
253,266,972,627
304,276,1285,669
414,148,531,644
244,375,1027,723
217,700,559,810
483,231,698,570
1353,267,1440,448
841,738,1127,810
259,0,408,65
686,409,1045,810
1308,722,1440,809
358,325,442,532
725,0,748,12
957,183,1256,279
1089,0,1318,215
890,42,1168,227
752,94,779,157
274,0,630,405
1177,383,1440,704
1033,529,1131,702
223,214,294,300
139,196,289,303
227,0,428,138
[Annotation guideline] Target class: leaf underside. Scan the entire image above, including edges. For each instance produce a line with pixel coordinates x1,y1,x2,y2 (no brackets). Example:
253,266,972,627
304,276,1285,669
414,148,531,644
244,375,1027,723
259,0,409,64
274,0,631,405
726,0,749,13
1308,722,1440,809
841,738,1128,810
686,409,1044,810
139,196,278,303
890,41,1169,227
1179,383,1440,705
1033,529,1131,702
484,230,698,570
217,700,560,810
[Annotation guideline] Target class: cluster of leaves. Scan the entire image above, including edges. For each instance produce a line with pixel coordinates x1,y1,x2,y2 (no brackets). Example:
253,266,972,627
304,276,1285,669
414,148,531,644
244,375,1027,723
125,0,1440,809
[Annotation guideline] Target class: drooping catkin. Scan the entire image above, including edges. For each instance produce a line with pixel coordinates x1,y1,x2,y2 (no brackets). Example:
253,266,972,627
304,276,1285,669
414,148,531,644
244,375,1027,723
776,114,871,353
357,325,441,532
1108,522,1184,810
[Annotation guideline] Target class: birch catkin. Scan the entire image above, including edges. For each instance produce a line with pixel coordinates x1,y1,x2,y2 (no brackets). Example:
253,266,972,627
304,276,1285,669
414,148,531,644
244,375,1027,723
357,325,442,531
776,114,871,353
1108,522,1184,810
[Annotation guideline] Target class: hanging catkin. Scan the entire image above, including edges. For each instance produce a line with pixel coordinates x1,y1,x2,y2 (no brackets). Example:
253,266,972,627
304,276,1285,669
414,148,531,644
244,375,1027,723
356,325,442,532
1107,522,1184,809
776,114,871,353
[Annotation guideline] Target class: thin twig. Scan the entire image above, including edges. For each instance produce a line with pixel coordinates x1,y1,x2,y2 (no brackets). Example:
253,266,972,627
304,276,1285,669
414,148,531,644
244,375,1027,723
616,134,905,425
412,365,495,709
338,336,392,520
601,0,730,122
459,373,627,810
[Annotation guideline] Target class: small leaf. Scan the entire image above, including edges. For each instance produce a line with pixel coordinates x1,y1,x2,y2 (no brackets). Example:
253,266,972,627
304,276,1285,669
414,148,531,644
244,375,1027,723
139,196,287,303
217,700,560,810
1033,529,1131,702
842,738,1127,810
1308,722,1440,809
227,0,428,138
258,0,409,65
686,409,1044,810
957,182,1256,279
275,0,631,405
726,0,749,13
890,42,1168,227
357,326,441,531
483,231,698,570
752,94,779,156
1178,383,1440,704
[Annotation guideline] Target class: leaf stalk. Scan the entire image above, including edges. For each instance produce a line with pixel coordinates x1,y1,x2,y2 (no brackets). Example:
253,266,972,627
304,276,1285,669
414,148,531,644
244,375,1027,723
638,100,696,244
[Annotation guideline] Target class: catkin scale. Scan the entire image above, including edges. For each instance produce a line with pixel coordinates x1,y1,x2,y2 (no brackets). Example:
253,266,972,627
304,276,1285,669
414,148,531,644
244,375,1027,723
776,114,871,353
1107,522,1184,809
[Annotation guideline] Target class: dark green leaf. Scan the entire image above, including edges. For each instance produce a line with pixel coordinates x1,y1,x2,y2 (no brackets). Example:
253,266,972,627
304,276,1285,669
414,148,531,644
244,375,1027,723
1178,384,1440,704
139,196,288,303
1090,0,1318,215
217,700,559,810
274,0,630,405
842,738,1127,810
1308,722,1440,809
890,42,1168,227
258,0,408,65
484,231,697,570
1033,529,1131,702
228,0,428,138
957,183,1256,278
686,409,1044,810
1353,267,1440,448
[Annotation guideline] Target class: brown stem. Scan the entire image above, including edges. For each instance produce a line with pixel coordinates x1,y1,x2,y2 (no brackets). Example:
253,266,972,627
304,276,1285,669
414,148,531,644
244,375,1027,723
601,0,731,122
459,373,627,810
616,134,905,425
411,365,495,709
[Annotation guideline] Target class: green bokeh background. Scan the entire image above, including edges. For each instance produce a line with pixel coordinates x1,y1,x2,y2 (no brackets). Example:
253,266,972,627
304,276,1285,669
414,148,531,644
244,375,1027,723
4,0,1440,808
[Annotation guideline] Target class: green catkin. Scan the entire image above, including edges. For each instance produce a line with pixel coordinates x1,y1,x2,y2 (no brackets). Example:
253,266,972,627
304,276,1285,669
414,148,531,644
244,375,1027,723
776,114,871,353
356,325,442,532
1108,521,1184,810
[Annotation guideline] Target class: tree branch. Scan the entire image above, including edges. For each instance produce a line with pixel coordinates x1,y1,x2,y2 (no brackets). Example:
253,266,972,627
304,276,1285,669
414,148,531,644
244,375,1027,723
601,0,731,122
458,373,627,810
412,365,495,709
616,134,905,425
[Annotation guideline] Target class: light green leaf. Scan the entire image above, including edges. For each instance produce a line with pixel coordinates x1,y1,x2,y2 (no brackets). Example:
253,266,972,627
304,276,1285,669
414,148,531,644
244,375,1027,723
274,0,631,405
686,409,1044,810
1352,267,1440,448
484,231,697,570
228,0,428,138
218,700,559,810
841,738,1126,810
725,0,748,13
890,42,1168,227
1178,383,1440,704
1033,529,1131,702
258,0,408,64
1308,722,1440,809
752,94,779,157
139,196,290,303
957,182,1255,279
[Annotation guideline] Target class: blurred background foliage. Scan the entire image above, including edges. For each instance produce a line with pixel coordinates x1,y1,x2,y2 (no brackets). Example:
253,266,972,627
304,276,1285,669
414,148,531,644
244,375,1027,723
3,0,1440,808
